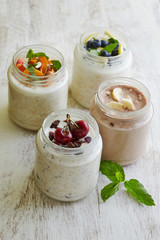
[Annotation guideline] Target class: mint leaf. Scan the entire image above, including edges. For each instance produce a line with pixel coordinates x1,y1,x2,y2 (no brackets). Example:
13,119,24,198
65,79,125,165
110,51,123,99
51,60,62,72
33,52,49,59
101,182,120,202
26,49,49,60
108,38,119,44
103,43,117,53
26,49,33,59
100,161,125,182
124,179,155,206
89,49,100,56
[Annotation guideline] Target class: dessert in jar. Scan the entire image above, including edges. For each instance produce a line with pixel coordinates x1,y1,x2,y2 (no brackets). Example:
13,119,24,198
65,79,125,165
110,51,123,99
34,108,102,202
90,77,153,166
71,28,132,109
8,45,68,130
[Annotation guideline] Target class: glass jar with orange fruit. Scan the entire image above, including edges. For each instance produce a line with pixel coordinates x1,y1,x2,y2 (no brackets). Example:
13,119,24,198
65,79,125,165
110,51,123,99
8,44,68,130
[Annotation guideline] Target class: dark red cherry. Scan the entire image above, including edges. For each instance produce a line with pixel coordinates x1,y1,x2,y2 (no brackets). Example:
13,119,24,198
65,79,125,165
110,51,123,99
54,127,73,145
70,120,89,139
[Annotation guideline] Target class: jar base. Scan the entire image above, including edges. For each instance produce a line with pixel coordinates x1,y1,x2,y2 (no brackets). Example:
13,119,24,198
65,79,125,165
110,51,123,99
34,171,95,202
9,110,41,131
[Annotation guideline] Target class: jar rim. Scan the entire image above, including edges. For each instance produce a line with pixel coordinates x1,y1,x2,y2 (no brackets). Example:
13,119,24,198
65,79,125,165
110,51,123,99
12,44,65,85
79,28,131,65
41,108,100,154
96,77,152,120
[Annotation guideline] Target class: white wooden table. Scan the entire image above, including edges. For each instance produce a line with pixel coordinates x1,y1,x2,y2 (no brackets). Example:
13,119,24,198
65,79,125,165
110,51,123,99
0,0,160,239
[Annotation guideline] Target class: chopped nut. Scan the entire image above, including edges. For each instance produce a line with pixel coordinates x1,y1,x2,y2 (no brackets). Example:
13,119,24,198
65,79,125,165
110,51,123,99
138,94,143,101
106,90,111,96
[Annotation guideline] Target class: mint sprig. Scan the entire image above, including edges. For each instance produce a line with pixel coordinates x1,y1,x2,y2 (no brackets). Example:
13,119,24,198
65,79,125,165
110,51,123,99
26,49,49,60
100,161,155,206
51,60,62,72
101,182,120,202
108,38,119,44
124,179,155,206
102,43,117,54
100,161,125,182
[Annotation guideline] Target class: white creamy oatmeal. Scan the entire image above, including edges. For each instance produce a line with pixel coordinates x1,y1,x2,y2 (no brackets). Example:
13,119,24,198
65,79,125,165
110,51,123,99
34,109,102,201
8,45,68,130
71,29,132,108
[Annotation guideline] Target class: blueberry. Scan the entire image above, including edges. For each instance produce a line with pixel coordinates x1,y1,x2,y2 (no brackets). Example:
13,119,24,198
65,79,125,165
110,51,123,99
100,50,110,57
92,39,101,48
114,43,119,50
86,40,93,49
112,49,118,56
84,46,88,50
101,40,109,47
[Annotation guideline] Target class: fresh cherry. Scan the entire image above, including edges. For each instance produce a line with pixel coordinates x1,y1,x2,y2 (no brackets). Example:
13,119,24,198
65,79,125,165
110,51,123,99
54,127,72,145
70,120,89,139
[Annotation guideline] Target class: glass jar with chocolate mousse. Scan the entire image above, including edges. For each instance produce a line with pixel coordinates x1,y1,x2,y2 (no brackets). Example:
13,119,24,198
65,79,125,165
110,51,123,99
8,44,68,130
71,28,132,109
90,77,153,165
34,108,102,201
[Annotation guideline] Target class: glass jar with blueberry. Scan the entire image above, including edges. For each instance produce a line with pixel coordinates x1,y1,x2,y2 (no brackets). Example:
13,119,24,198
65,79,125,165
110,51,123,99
71,28,132,109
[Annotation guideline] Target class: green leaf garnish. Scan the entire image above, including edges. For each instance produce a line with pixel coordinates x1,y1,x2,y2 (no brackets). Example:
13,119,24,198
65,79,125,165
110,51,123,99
124,179,155,206
26,49,33,59
108,38,119,44
26,49,49,60
100,161,125,182
27,66,36,75
101,182,120,202
102,43,117,54
100,160,155,206
88,49,100,56
51,60,62,72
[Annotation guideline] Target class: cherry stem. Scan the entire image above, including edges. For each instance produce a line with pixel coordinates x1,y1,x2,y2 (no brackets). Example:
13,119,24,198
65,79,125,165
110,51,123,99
66,114,79,128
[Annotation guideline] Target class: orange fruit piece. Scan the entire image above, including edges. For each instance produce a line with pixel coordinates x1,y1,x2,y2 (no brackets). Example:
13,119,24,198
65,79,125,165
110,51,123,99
23,69,31,75
30,58,37,65
39,56,48,75
34,69,44,76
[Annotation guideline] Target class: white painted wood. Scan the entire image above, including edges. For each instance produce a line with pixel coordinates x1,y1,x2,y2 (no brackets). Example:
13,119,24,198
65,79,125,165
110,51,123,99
0,0,160,239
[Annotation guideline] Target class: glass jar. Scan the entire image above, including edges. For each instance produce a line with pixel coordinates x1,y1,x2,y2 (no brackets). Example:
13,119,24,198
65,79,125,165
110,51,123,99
90,77,153,166
8,44,68,130
34,108,102,202
71,28,132,109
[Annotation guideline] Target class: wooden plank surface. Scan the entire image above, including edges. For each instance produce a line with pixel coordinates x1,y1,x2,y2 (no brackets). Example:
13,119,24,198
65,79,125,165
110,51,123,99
0,0,160,239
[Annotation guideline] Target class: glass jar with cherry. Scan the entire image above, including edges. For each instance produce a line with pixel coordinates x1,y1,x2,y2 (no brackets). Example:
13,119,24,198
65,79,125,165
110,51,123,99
34,108,102,202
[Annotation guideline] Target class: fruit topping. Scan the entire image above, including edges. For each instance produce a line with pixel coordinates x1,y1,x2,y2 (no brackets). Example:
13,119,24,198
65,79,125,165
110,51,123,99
106,101,124,111
121,97,135,110
49,131,54,141
69,120,89,139
101,40,109,48
50,120,60,129
16,49,62,83
54,127,73,145
112,87,123,102
105,87,136,111
84,30,124,58
48,114,91,148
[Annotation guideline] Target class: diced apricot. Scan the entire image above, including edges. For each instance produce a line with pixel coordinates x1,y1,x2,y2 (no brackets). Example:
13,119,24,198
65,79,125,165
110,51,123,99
30,58,37,65
34,69,44,76
23,69,31,75
39,56,48,75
